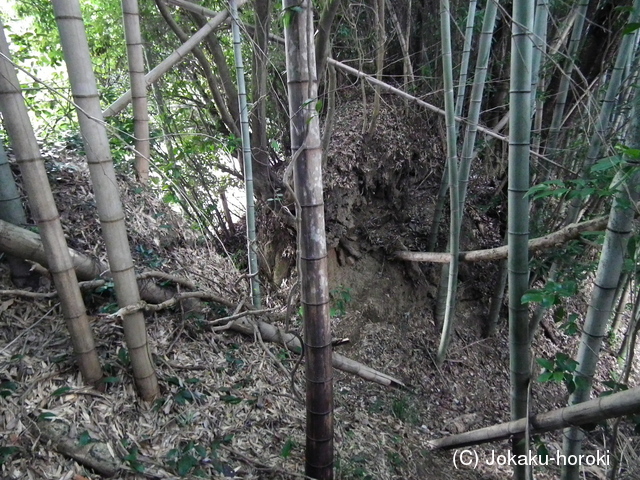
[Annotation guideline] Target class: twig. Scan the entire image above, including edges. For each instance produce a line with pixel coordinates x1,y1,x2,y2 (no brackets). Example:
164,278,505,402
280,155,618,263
137,270,195,289
0,304,59,354
208,307,280,325
0,289,57,299
247,318,304,404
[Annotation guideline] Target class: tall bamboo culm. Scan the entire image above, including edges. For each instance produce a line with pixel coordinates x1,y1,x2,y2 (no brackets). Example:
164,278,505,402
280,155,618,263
0,21,102,385
121,0,150,184
508,0,534,478
561,89,640,480
52,0,159,400
435,0,461,366
230,0,261,307
283,1,334,477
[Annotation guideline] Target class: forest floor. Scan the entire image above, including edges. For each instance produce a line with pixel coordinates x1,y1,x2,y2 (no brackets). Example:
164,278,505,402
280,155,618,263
1,100,639,479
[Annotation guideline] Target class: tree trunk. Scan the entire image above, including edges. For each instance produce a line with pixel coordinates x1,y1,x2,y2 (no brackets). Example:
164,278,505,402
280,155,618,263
283,1,334,477
250,0,272,198
508,0,534,477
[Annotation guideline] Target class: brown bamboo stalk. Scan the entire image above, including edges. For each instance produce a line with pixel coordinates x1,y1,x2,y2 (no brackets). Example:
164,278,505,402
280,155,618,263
52,0,158,400
283,1,334,477
0,22,102,385
122,0,151,183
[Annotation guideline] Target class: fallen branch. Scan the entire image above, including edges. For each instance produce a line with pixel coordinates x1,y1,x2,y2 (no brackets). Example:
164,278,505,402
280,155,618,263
228,317,407,389
35,419,121,477
396,216,608,263
137,270,196,289
0,289,57,299
0,218,107,280
106,295,406,388
428,385,640,450
105,291,247,318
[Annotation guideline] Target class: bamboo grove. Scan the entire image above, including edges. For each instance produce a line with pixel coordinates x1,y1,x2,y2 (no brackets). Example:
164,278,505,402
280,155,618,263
1,0,640,479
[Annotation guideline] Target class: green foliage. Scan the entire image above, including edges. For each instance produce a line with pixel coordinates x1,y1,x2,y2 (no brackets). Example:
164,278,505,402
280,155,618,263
280,438,296,458
106,115,135,166
166,441,205,477
122,441,145,473
522,277,584,335
368,394,420,425
117,347,130,367
135,245,165,269
37,411,56,422
0,380,18,399
330,285,352,317
601,379,628,397
522,280,577,309
103,376,122,386
282,5,304,28
0,446,19,466
78,430,97,447
536,353,588,394
166,438,234,477
335,455,374,479
99,302,119,314
224,344,245,374
94,280,115,295
387,449,405,468
532,436,549,463
51,386,72,397
99,348,129,387
165,376,207,406
528,149,633,208
391,396,420,424
556,312,580,336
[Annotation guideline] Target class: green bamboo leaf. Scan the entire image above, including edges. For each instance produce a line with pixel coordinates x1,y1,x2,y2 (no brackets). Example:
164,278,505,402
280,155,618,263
0,381,18,398
78,431,95,446
0,446,19,465
220,394,242,404
536,358,554,371
177,454,197,476
623,22,640,34
537,371,553,383
521,291,544,304
590,156,623,172
281,438,295,458
52,386,72,397
574,375,590,391
38,411,56,421
101,376,121,384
